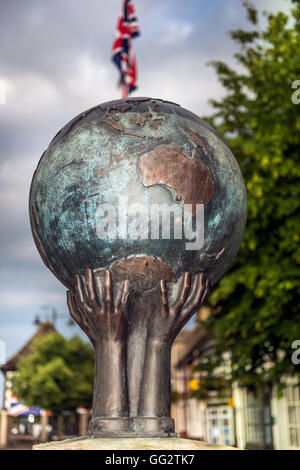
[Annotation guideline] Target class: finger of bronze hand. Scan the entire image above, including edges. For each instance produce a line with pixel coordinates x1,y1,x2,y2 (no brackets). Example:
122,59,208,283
75,274,85,304
115,279,130,314
85,268,96,304
67,290,81,326
104,270,112,312
181,273,207,317
160,279,169,316
172,272,191,314
94,271,105,311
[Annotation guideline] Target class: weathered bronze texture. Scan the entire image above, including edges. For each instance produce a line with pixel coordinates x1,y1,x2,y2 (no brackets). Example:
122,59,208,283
139,143,214,211
29,97,247,291
67,268,209,437
29,96,247,438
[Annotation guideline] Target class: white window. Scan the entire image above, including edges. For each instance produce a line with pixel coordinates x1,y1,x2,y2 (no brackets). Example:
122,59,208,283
243,390,273,449
206,406,234,447
285,384,300,448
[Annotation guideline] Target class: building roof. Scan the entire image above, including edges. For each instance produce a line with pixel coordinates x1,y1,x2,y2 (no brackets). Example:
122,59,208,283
175,329,214,369
0,321,56,373
172,306,216,369
175,329,196,344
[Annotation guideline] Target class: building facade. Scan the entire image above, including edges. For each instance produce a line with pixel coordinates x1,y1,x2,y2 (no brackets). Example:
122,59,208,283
171,315,300,450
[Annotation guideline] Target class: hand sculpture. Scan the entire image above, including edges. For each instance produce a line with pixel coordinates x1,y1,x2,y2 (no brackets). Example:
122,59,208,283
138,273,209,421
67,269,130,434
152,273,208,344
67,269,129,345
67,269,209,437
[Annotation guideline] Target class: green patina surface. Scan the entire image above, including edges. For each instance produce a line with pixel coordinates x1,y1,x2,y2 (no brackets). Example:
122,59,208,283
29,97,247,290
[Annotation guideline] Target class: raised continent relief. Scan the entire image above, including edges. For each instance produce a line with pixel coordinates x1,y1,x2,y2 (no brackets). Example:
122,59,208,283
139,142,214,213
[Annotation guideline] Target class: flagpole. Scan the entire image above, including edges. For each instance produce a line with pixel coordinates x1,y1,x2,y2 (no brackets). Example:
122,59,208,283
112,1,140,100
122,84,128,99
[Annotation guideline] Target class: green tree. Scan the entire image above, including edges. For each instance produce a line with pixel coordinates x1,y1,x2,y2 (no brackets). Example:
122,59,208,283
13,333,94,414
195,1,300,393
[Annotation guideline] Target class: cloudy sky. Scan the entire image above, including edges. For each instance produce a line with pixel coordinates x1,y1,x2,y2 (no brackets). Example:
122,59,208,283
0,0,291,403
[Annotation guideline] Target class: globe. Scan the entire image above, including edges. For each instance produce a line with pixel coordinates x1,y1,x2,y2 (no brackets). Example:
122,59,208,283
29,97,247,291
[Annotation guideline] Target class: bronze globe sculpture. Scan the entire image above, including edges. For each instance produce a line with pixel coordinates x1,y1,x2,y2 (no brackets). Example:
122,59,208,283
29,97,247,437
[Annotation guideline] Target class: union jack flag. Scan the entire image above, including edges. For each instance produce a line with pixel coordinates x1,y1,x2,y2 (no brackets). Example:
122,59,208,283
111,0,140,97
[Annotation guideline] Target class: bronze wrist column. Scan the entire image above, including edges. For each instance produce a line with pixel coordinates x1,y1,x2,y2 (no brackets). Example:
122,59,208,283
134,273,209,437
67,269,131,437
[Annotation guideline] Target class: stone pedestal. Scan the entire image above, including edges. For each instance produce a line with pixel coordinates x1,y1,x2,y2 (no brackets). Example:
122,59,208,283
40,414,49,443
0,410,8,448
78,411,89,437
33,437,239,451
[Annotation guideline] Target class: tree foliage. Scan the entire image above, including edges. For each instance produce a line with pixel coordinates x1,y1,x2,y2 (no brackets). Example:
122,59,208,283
13,333,94,414
195,0,300,392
